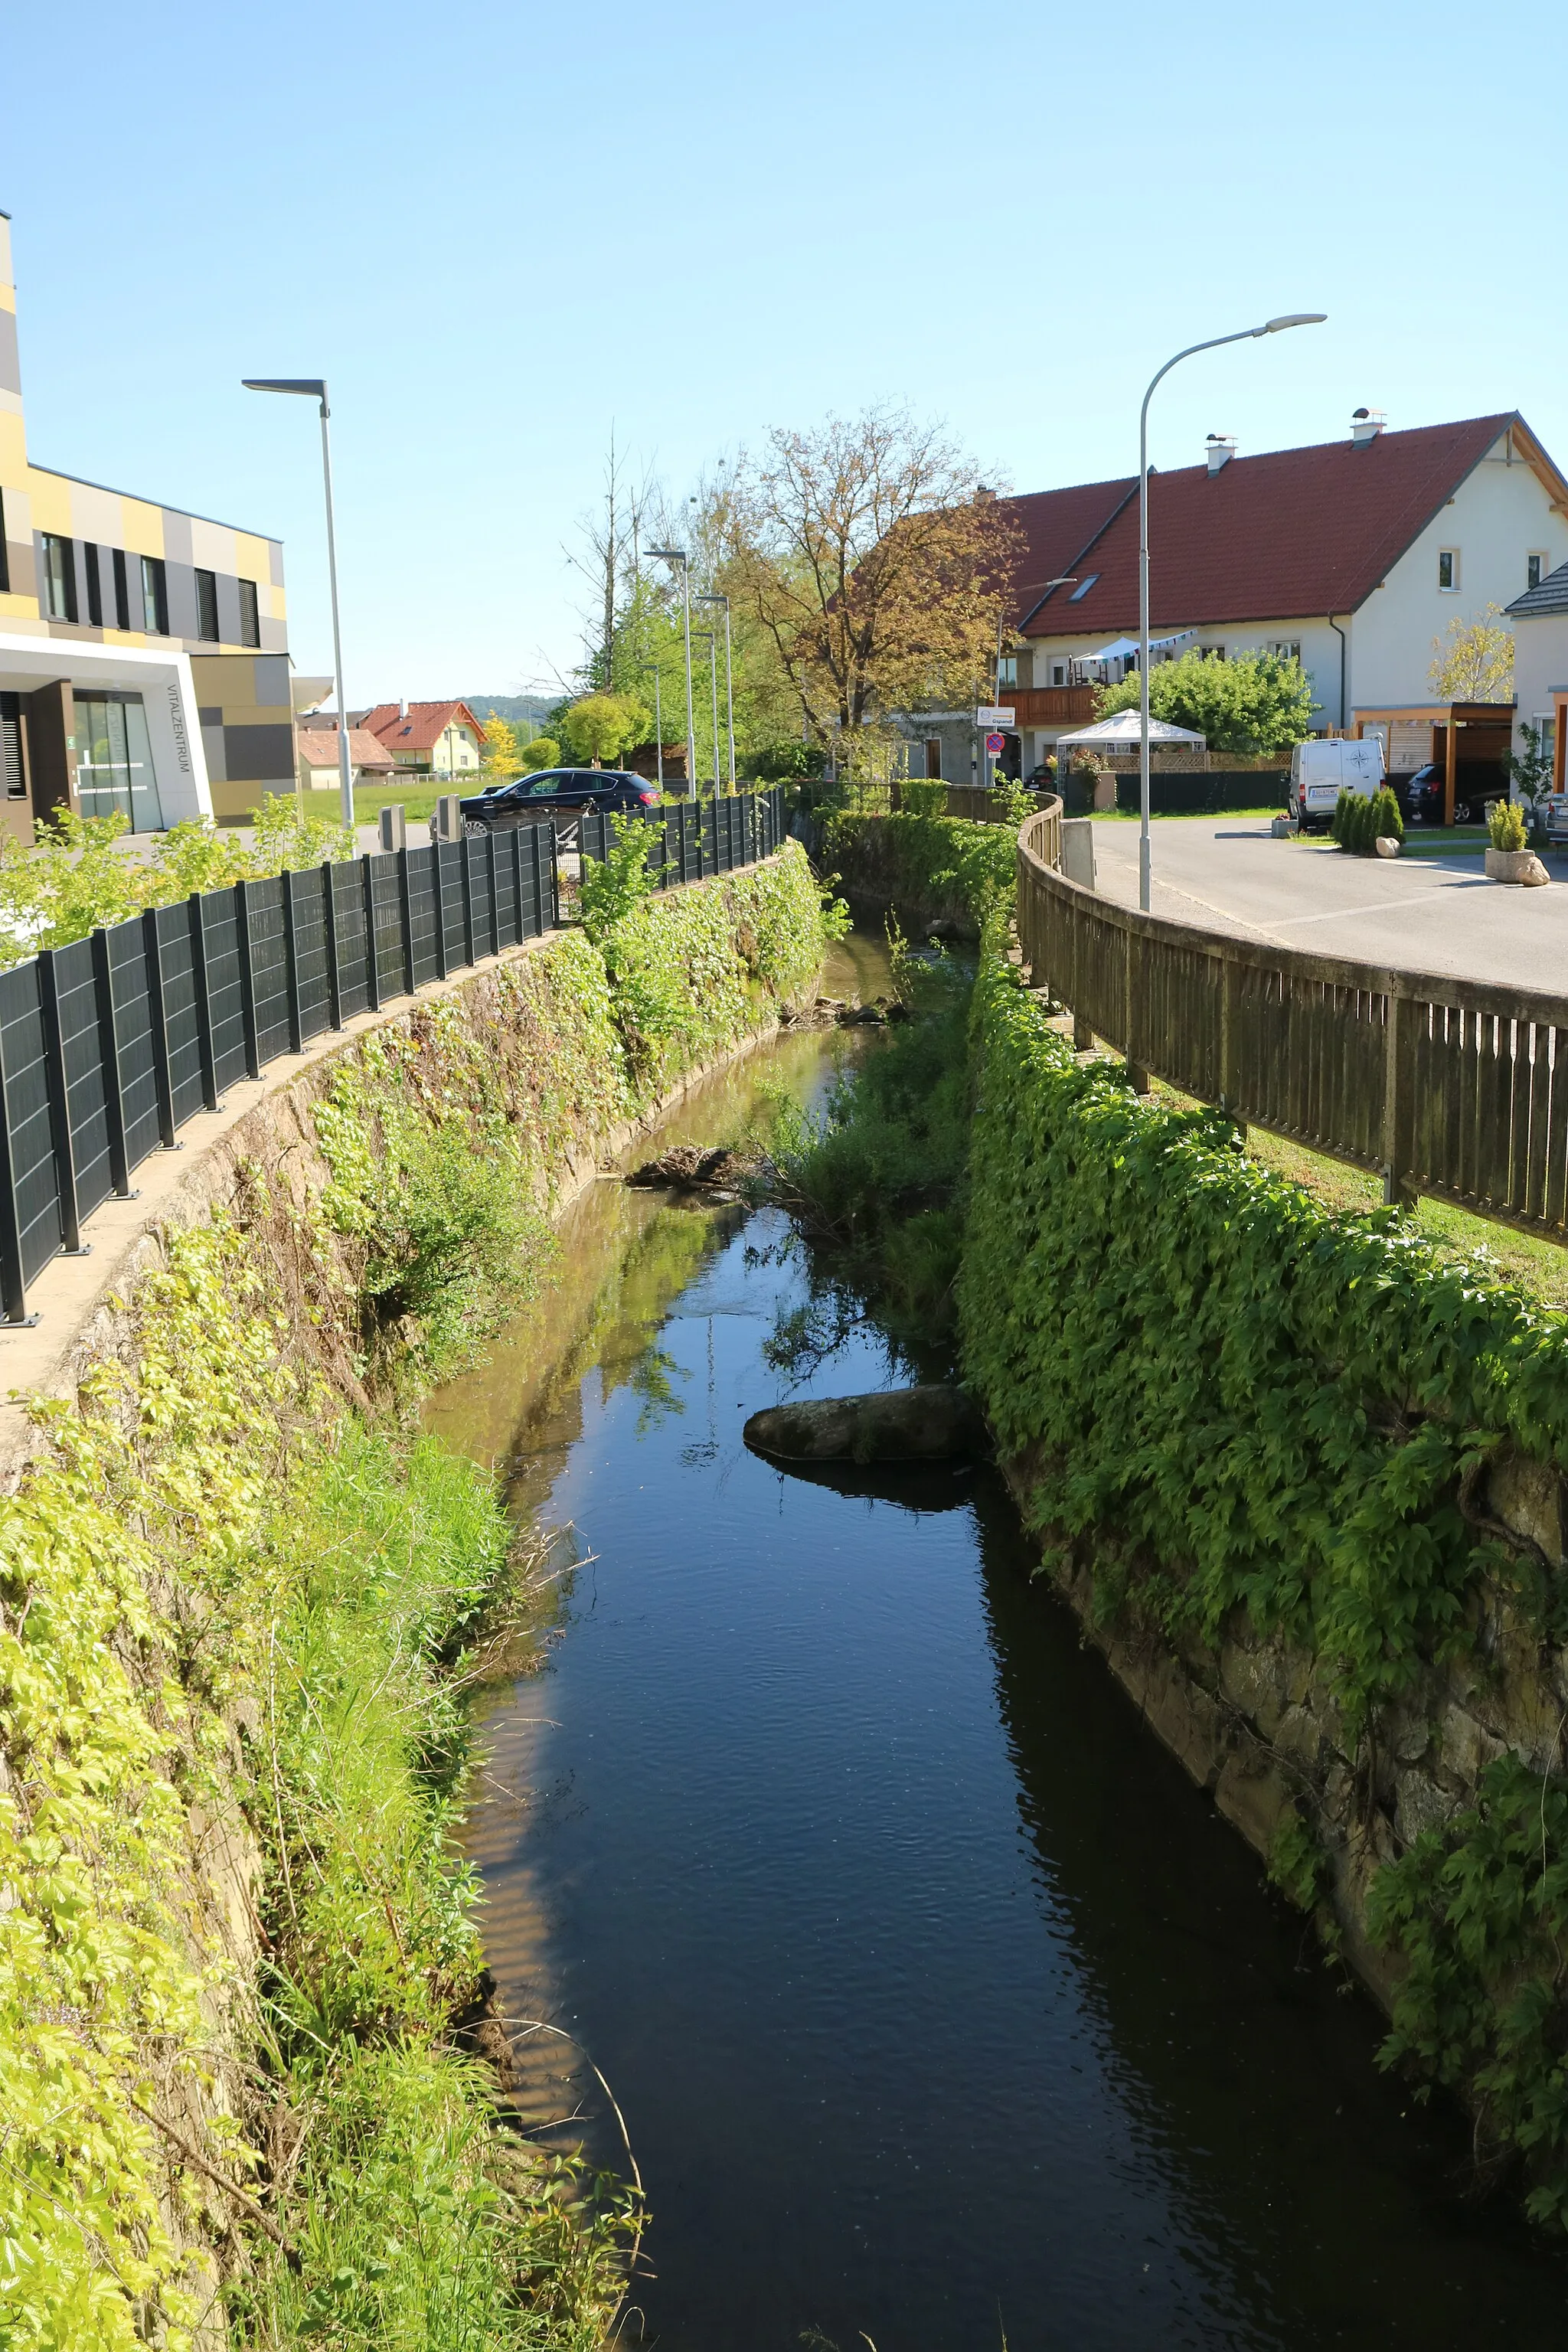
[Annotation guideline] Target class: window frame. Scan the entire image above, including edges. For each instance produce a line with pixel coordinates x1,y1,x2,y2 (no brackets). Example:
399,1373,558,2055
238,577,260,648
140,554,168,635
111,547,130,630
41,533,78,623
1528,552,1548,593
1269,639,1302,665
1438,547,1460,593
84,544,103,628
194,567,220,642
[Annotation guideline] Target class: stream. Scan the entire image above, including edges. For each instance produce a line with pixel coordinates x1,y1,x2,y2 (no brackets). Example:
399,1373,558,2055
426,944,1568,2351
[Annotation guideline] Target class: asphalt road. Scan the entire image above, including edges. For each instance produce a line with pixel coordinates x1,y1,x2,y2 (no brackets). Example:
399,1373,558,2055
1089,819,1568,995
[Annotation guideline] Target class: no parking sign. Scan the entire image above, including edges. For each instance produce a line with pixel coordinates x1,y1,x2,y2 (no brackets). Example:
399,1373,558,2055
985,731,1005,756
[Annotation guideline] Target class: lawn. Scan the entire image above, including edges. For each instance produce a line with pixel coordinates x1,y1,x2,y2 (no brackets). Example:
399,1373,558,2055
351,780,447,828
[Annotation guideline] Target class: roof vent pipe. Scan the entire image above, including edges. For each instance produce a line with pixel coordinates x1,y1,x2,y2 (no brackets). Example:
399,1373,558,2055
1351,407,1386,446
1206,434,1236,475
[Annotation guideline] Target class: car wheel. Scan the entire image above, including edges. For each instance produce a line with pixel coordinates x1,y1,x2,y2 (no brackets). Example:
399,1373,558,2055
462,818,486,838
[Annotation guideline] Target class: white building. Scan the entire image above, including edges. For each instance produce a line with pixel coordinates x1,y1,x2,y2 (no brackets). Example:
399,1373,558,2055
977,413,1568,789
1505,562,1568,791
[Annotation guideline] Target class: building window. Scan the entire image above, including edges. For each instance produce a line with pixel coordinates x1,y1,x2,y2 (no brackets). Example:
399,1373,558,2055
112,547,130,630
194,567,220,642
140,554,168,635
1528,553,1548,592
42,534,77,622
998,654,1018,691
238,577,260,648
0,691,23,798
84,544,103,627
1068,574,1099,602
1050,662,1068,688
1269,640,1302,664
0,489,8,594
1439,548,1459,592
1197,644,1226,661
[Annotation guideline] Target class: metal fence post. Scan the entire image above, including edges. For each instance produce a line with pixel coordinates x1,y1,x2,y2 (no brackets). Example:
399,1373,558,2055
459,836,475,965
281,868,303,1051
485,830,499,956
188,893,220,1110
234,878,261,1080
432,844,449,981
361,855,382,1012
0,1037,34,1323
397,846,416,994
510,825,526,942
90,926,132,1197
35,950,85,1254
322,859,344,1029
142,907,178,1148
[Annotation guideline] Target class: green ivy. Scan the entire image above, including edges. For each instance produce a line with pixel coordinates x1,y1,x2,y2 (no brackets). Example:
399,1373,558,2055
824,812,1014,929
1369,1756,1568,2228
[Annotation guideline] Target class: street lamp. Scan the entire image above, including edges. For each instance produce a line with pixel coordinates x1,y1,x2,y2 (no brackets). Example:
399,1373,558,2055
242,376,355,833
648,547,697,795
694,630,722,795
697,593,736,792
1135,313,1325,912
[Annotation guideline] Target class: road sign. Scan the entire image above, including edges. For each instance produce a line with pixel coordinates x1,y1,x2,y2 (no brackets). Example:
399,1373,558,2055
985,732,1005,756
976,705,1015,727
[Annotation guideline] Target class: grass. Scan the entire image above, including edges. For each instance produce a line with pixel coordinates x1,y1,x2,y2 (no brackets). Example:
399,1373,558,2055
351,781,447,828
1145,1075,1568,1310
1087,805,1282,822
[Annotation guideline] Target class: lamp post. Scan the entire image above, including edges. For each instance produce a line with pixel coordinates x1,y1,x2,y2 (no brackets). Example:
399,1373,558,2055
697,593,735,792
242,376,354,833
694,630,721,795
1135,313,1325,913
648,547,696,795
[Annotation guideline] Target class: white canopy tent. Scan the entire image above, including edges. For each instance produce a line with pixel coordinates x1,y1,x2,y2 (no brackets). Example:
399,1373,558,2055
1054,708,1206,751
1080,630,1194,665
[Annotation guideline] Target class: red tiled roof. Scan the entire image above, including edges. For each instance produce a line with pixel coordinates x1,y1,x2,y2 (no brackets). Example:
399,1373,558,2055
1005,414,1562,638
361,700,488,753
299,727,394,770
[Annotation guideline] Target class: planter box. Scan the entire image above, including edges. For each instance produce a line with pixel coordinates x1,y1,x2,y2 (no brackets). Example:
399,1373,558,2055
1485,847,1550,884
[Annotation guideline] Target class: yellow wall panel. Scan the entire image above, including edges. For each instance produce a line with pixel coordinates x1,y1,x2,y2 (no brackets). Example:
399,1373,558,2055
0,413,28,487
115,498,166,558
24,467,74,531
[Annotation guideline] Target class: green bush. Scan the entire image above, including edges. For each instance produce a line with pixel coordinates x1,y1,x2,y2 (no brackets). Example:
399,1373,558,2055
1488,797,1527,851
1332,786,1401,854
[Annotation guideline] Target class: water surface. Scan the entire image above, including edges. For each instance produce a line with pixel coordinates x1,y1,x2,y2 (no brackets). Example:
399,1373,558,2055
429,1009,1568,2352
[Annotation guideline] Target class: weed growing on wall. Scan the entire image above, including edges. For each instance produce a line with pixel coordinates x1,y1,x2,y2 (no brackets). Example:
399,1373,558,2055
824,810,1015,929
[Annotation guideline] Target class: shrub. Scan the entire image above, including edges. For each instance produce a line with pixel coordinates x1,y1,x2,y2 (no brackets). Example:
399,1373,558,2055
1370,783,1403,846
519,734,560,773
1487,797,1527,851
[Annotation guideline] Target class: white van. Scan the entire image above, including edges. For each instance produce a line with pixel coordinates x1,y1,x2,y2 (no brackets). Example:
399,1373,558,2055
1289,738,1385,834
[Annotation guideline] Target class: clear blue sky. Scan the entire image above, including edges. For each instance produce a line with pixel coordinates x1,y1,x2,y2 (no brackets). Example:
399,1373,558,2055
7,0,1563,704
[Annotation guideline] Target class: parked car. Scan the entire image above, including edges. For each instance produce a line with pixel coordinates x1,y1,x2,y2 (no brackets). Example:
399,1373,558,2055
1543,792,1568,847
1288,737,1384,833
452,769,660,835
1393,764,1494,827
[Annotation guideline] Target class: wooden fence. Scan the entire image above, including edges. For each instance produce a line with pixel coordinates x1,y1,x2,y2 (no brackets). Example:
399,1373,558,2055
0,787,785,1325
1016,802,1568,1240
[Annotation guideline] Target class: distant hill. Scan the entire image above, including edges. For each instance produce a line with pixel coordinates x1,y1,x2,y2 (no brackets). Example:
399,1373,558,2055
461,693,560,731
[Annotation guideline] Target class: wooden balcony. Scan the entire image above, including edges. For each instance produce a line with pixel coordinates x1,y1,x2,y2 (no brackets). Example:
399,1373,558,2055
1006,685,1099,728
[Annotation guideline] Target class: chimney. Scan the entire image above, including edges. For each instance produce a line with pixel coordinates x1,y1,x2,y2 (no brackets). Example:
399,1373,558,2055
1205,434,1236,475
1351,407,1386,447
399,695,407,720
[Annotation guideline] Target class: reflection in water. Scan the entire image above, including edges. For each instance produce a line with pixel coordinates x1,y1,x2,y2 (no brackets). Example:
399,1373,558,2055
430,1004,1568,2352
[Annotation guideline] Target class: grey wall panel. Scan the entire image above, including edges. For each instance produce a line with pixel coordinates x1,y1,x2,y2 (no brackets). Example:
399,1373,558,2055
222,723,294,783
214,573,242,647
253,656,290,708
163,559,198,642
162,510,194,568
0,309,19,397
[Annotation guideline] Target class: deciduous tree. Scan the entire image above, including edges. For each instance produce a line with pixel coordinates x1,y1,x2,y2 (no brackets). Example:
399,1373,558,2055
1096,648,1315,753
480,712,521,776
560,693,651,768
729,407,1018,766
1428,605,1514,702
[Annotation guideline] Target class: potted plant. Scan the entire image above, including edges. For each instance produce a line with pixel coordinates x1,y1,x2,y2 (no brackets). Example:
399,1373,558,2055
1484,797,1550,884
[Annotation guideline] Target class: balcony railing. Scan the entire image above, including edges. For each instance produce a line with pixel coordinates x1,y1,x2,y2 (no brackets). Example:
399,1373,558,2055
1004,686,1099,727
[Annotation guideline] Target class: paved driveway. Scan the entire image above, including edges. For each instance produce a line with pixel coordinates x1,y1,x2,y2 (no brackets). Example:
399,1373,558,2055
1087,819,1568,995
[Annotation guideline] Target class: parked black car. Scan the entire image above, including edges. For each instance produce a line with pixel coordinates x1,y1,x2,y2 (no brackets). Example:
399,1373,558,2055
455,768,661,834
1392,764,1495,826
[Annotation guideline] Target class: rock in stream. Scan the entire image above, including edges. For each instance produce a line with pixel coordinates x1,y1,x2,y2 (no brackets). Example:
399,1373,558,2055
743,1386,988,1465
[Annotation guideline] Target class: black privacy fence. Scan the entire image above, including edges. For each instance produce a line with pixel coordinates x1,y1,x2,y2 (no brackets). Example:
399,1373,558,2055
0,786,784,1325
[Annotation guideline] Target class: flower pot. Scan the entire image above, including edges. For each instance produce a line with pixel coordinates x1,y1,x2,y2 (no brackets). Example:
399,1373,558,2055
1485,847,1550,884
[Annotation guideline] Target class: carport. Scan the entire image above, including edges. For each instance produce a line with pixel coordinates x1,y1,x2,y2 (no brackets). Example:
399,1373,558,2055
1351,701,1514,825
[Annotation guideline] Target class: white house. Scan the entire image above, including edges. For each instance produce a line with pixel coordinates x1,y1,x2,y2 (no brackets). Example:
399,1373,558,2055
1505,562,1568,791
975,413,1568,787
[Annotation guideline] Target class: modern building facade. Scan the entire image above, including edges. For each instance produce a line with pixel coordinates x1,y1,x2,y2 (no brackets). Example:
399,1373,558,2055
0,210,299,835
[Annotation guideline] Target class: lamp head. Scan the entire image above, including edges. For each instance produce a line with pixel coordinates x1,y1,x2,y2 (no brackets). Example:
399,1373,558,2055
1256,312,1328,335
244,376,329,414
647,546,686,565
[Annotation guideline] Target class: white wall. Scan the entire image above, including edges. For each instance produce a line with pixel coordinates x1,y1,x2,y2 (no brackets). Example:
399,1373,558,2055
1511,612,1568,756
1348,431,1568,711
0,632,213,822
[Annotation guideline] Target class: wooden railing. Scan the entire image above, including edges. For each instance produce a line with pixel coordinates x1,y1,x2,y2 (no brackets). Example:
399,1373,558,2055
1006,686,1099,727
1016,806,1568,1236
